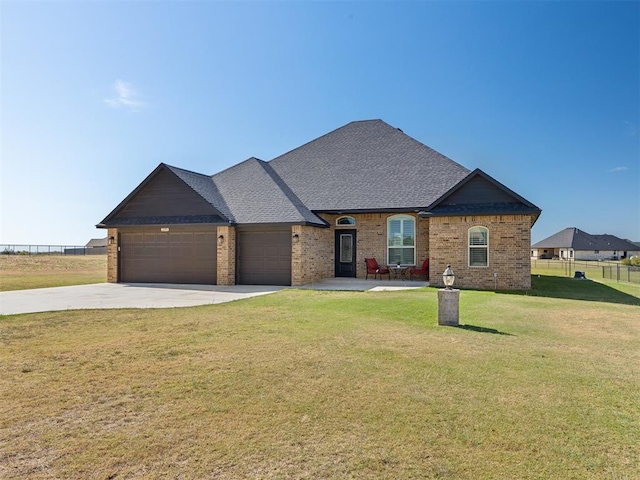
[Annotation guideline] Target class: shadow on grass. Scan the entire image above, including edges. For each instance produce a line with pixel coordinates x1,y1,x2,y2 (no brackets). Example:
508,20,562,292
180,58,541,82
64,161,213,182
509,275,640,306
455,324,514,336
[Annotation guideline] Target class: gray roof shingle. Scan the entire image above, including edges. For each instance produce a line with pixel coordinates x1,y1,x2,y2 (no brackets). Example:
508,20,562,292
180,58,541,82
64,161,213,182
532,228,640,251
212,157,326,225
165,164,233,221
269,119,471,211
99,119,540,228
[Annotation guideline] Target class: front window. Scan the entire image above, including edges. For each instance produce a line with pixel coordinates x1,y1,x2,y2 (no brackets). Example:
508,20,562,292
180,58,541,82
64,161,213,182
387,215,415,265
469,226,488,267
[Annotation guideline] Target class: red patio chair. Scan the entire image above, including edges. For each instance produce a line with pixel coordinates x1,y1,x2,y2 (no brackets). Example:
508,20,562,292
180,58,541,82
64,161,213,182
364,257,390,280
409,258,429,280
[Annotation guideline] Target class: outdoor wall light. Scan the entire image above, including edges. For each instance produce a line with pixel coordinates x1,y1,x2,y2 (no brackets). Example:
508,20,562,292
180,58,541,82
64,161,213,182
108,236,115,245
443,264,455,290
292,233,300,243
217,235,224,245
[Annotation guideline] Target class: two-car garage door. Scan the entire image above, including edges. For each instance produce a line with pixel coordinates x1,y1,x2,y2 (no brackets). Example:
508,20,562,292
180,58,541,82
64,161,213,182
120,228,217,284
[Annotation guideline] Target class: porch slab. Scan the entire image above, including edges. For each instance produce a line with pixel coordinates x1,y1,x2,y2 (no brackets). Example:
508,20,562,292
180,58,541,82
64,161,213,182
296,278,429,291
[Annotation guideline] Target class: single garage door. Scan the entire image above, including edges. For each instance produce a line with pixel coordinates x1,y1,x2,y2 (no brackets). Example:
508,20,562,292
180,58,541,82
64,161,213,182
120,228,216,284
237,228,291,285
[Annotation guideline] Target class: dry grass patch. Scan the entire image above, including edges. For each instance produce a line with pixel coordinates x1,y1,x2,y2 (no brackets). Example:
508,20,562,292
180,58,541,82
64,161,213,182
0,255,106,291
1,284,639,479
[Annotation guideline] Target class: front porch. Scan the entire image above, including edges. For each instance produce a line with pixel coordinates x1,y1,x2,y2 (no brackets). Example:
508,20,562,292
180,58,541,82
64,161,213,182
295,277,429,291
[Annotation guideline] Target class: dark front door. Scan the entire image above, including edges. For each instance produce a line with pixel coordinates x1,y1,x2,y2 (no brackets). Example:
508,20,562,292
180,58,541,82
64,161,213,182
335,229,356,277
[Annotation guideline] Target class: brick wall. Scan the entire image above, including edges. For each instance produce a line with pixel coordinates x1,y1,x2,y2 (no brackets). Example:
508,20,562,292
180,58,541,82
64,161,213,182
317,213,429,280
106,214,531,290
429,214,532,290
216,225,236,285
291,225,333,285
106,228,118,282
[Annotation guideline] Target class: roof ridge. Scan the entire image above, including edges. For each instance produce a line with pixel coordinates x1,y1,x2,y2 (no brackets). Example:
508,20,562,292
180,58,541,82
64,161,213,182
164,163,210,178
259,162,326,225
165,164,233,222
269,119,387,164
212,157,266,179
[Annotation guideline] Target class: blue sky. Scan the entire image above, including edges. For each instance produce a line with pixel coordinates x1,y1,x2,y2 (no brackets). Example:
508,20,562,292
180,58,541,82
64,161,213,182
1,1,638,246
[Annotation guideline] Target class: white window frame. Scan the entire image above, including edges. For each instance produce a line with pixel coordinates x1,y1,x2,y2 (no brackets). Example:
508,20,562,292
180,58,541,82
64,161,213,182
336,216,356,226
468,226,489,267
387,215,415,266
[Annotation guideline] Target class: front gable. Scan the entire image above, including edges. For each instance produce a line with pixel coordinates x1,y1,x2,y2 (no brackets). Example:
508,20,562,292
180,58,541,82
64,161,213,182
422,169,541,225
98,164,227,227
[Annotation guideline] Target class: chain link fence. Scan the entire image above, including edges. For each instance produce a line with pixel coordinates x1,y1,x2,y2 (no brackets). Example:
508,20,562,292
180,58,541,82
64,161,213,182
531,259,640,285
0,244,107,256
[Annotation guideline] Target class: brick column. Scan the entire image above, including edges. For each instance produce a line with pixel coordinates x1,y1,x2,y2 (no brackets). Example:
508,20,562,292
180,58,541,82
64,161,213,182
216,225,236,285
106,228,118,283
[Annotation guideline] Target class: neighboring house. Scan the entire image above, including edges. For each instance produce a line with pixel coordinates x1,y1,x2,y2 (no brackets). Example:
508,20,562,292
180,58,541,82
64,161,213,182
84,237,108,255
64,237,108,255
98,120,541,290
531,228,640,261
85,237,107,248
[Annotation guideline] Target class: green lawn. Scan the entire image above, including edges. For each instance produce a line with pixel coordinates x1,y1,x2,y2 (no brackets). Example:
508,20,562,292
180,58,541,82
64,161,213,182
1,276,638,479
0,255,106,291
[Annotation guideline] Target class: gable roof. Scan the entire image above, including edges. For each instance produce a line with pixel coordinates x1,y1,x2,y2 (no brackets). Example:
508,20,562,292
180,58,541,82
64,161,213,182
420,169,541,222
212,157,326,226
98,164,228,227
98,119,541,228
164,164,233,220
532,228,640,251
269,119,471,211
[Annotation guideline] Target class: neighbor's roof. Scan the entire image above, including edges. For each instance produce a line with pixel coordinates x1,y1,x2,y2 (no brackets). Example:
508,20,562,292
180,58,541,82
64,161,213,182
269,119,471,211
532,228,640,251
85,237,107,248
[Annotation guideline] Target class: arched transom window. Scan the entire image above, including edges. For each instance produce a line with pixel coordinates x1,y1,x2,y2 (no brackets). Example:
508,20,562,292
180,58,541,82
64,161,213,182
387,215,415,265
336,216,356,226
469,226,489,267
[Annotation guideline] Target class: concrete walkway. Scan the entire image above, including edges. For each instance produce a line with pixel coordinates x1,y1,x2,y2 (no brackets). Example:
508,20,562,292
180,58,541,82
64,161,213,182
0,279,429,315
297,277,429,291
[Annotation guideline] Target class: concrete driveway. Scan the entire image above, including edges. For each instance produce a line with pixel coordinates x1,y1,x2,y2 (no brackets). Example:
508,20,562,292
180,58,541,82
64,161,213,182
0,278,428,316
0,283,286,315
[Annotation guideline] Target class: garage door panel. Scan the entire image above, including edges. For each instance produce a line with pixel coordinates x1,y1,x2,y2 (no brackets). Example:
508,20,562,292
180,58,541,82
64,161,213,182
120,228,216,284
238,229,291,286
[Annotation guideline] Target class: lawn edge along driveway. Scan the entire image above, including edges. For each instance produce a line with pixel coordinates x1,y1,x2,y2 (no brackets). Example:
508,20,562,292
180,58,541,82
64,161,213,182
0,283,285,315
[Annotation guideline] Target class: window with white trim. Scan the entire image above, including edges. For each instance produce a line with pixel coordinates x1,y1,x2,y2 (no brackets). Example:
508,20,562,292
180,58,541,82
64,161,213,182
469,226,488,267
336,216,356,226
387,215,415,265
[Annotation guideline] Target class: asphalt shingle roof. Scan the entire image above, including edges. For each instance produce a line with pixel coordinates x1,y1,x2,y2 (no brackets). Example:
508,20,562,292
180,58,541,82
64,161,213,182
269,119,471,211
85,238,107,248
212,158,326,225
532,228,640,251
100,119,540,227
165,164,233,221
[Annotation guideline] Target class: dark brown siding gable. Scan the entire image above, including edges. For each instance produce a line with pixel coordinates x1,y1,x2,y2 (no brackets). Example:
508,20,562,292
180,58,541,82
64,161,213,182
441,175,515,206
114,168,217,219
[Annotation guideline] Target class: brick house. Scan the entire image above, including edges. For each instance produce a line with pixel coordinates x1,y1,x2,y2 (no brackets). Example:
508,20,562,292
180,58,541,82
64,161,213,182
98,120,541,290
531,227,640,261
